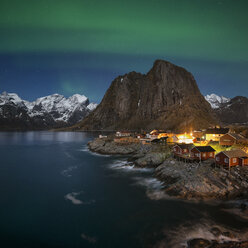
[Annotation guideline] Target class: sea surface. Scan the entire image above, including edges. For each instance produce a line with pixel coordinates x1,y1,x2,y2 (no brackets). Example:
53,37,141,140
0,131,247,248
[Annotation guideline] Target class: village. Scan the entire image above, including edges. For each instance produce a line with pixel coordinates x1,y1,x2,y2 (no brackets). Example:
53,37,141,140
99,127,248,170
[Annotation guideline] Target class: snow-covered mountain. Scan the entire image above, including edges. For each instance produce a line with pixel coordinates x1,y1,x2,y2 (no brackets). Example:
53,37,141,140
0,92,97,130
205,93,248,125
205,93,230,109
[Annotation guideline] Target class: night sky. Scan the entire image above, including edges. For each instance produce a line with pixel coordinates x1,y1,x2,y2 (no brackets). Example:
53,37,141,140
0,0,247,103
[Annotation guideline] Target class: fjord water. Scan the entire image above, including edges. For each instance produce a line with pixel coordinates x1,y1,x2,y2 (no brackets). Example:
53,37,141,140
0,132,247,248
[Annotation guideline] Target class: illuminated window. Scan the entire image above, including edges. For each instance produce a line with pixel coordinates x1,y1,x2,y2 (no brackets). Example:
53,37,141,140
233,158,237,163
203,153,206,157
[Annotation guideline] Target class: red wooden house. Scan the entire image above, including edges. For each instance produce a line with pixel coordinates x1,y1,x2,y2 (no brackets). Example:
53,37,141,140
219,133,247,146
173,144,194,156
215,149,248,169
190,146,215,161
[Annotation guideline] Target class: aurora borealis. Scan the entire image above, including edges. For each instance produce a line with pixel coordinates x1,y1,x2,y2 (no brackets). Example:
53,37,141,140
0,0,247,102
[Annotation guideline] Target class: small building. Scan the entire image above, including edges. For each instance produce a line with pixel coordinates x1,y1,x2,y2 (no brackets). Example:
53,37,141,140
205,128,229,142
116,131,131,137
136,134,146,139
193,130,205,139
150,129,159,135
190,146,216,161
157,133,168,139
176,133,194,144
215,149,248,168
140,138,152,145
147,130,168,140
219,133,247,146
146,133,158,140
173,144,194,156
151,137,168,144
167,135,179,143
99,134,107,139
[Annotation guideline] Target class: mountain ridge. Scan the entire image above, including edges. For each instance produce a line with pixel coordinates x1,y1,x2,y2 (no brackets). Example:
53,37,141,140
0,92,97,130
215,96,248,125
72,59,218,131
205,93,230,109
204,93,248,125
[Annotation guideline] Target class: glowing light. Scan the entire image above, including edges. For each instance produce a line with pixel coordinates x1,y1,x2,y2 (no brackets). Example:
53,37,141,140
177,133,193,144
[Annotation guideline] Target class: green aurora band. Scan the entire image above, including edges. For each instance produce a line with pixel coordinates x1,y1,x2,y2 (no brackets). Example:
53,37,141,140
0,0,247,62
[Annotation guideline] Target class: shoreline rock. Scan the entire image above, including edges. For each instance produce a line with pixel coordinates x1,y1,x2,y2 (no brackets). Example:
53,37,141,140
187,238,248,248
88,138,248,246
88,137,144,155
88,138,248,202
155,158,248,201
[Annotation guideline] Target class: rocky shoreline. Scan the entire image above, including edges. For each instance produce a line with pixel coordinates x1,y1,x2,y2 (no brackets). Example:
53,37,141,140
155,158,248,201
88,137,248,201
88,138,248,247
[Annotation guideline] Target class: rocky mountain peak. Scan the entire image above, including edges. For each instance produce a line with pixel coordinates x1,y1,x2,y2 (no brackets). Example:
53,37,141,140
68,94,89,105
73,59,217,131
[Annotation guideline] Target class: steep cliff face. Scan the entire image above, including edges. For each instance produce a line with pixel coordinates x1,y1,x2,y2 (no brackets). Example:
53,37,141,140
75,60,217,131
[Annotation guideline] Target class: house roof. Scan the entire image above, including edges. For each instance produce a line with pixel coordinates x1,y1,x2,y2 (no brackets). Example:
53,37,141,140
227,133,246,140
205,128,229,134
219,149,248,158
193,146,216,152
171,135,179,139
175,144,194,150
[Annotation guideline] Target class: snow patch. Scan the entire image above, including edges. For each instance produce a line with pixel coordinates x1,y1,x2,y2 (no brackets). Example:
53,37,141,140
205,93,230,109
0,91,97,123
87,102,98,111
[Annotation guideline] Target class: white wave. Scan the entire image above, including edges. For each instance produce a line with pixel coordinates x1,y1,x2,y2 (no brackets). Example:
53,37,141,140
109,160,153,173
78,146,89,152
131,176,171,200
64,191,96,205
81,233,97,244
64,151,76,160
65,192,83,205
61,165,78,177
79,146,111,157
133,177,163,189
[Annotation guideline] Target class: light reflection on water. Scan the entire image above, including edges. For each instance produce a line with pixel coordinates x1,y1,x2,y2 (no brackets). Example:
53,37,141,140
0,131,88,145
